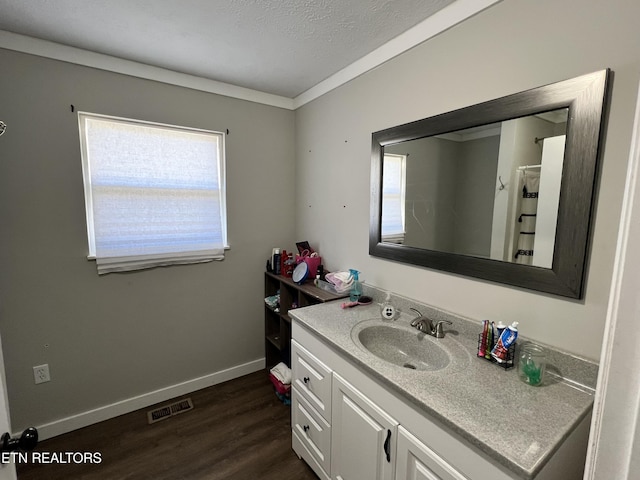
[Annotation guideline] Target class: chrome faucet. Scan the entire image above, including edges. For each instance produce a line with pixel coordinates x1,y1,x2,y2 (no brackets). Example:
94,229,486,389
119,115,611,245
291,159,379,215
410,308,452,338
410,308,433,333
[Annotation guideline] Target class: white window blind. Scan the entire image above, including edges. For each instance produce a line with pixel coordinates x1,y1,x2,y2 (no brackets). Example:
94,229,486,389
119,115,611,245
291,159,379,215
381,153,406,244
78,112,227,274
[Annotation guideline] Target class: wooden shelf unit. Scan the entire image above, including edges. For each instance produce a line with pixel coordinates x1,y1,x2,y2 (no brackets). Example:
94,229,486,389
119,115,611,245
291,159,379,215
264,271,347,369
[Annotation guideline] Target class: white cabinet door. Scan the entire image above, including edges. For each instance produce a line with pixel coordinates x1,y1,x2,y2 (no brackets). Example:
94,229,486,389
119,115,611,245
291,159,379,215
331,373,398,480
396,426,469,480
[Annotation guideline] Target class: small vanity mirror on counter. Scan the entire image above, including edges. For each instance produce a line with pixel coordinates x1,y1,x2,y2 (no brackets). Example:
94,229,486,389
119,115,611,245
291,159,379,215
370,70,610,298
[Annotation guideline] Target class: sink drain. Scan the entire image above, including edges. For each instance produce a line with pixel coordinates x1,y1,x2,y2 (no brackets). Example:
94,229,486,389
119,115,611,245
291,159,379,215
403,363,417,370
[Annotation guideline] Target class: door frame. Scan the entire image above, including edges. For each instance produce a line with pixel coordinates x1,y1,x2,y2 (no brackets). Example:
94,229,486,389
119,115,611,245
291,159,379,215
585,79,640,478
0,331,17,480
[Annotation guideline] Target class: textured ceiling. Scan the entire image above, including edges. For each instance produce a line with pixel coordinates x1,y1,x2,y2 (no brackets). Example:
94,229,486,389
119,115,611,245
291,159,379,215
0,0,457,98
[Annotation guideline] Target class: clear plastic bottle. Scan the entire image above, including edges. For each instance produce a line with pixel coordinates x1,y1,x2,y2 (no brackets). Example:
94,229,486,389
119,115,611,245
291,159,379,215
349,269,362,301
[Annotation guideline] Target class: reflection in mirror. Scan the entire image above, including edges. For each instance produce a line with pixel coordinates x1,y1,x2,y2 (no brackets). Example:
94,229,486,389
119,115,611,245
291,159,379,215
381,109,568,269
370,69,610,298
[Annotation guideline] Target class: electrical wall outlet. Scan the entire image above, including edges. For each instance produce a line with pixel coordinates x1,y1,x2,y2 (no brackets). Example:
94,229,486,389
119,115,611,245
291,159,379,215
33,364,50,384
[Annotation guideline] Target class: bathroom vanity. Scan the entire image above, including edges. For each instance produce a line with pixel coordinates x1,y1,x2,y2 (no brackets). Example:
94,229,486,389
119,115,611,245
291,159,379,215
289,293,596,480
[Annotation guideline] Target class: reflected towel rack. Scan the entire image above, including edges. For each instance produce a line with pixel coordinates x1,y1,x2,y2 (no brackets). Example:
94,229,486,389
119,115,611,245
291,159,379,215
517,164,542,170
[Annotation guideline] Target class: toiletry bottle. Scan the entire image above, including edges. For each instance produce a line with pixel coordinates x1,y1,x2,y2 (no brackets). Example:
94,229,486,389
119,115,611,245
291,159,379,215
380,292,397,320
478,320,489,357
491,321,519,363
273,248,281,275
349,269,362,301
281,250,288,276
281,250,295,277
496,321,506,338
485,322,494,359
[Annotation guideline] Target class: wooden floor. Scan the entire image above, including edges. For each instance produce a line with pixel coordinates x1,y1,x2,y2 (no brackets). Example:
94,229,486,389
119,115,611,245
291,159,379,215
17,370,318,480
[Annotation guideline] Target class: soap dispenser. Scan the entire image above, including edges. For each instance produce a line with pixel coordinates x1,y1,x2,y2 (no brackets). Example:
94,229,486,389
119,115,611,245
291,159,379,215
380,292,397,320
349,269,362,301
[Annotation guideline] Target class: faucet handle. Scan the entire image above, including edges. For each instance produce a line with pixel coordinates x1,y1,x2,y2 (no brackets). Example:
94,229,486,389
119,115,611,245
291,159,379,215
433,320,453,338
409,308,423,326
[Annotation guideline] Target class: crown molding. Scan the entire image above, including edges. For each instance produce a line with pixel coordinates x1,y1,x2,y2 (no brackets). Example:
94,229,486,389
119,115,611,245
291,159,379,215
0,30,294,110
293,0,502,109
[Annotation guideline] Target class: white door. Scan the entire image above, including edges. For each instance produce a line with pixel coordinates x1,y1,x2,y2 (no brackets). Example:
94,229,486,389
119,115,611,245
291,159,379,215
395,426,467,480
532,135,565,267
0,332,17,480
331,373,398,480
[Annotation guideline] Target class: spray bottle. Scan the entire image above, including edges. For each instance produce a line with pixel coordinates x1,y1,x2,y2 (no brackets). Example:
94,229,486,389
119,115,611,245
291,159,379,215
349,269,362,302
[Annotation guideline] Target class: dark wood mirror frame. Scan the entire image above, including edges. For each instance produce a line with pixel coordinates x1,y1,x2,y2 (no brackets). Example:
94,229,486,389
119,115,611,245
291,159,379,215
370,70,611,299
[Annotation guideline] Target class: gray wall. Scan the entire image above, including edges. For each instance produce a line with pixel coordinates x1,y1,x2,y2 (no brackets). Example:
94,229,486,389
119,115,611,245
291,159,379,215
0,49,296,431
386,134,499,256
294,0,640,360
386,138,458,251
453,135,500,257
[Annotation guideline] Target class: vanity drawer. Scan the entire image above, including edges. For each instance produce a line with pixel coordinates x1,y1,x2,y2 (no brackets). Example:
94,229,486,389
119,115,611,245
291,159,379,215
291,339,332,422
292,387,332,475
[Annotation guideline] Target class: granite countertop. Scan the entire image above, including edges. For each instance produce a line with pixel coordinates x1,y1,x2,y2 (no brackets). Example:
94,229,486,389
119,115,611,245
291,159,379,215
289,292,597,480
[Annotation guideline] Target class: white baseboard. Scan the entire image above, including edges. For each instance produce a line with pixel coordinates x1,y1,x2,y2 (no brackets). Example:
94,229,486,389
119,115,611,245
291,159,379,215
33,358,265,441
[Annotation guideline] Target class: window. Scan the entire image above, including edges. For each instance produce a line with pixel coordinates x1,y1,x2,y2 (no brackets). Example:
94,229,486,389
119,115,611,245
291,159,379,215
381,153,406,244
78,112,227,274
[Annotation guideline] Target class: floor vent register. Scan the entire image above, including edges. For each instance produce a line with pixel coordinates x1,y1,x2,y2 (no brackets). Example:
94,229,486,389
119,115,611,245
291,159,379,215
147,398,194,424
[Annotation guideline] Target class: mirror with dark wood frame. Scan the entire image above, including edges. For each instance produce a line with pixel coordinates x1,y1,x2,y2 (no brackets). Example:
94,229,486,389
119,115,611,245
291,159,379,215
370,70,610,299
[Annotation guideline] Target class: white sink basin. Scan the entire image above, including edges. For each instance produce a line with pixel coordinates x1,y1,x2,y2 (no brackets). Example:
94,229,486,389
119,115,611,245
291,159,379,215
351,320,450,371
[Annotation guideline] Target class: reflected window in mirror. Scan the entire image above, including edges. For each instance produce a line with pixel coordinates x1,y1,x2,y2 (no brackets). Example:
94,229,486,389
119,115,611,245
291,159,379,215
381,153,406,244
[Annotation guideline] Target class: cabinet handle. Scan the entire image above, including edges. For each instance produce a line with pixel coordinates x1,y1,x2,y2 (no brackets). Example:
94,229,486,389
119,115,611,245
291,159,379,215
303,425,310,433
303,376,310,384
383,429,391,463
